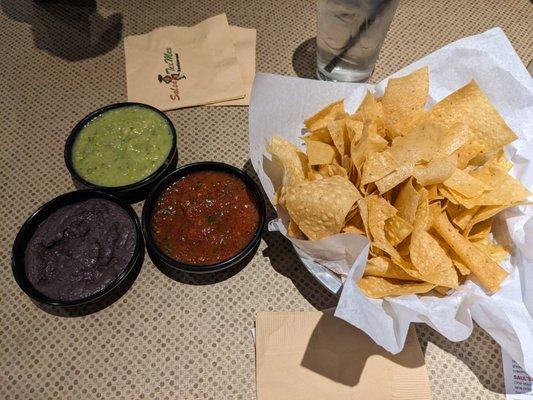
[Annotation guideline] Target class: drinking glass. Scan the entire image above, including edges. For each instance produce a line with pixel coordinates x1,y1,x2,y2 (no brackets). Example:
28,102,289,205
317,0,400,82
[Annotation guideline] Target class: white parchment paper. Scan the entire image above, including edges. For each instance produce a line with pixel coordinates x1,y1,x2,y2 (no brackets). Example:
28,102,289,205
249,28,533,374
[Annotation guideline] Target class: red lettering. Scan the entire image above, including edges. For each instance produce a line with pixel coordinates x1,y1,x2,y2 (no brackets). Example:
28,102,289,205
512,374,533,381
169,81,180,101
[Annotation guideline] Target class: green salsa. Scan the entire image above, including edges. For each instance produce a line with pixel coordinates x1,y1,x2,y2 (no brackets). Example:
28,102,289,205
72,106,173,187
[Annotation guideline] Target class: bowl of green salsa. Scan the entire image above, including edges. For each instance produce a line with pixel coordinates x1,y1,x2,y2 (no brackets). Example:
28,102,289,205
65,103,177,202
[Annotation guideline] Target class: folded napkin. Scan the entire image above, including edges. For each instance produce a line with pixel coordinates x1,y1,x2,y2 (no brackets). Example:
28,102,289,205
124,14,253,110
209,26,256,106
255,310,430,400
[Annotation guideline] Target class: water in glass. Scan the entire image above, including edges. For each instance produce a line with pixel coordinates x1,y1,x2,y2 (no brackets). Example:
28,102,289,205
317,0,399,82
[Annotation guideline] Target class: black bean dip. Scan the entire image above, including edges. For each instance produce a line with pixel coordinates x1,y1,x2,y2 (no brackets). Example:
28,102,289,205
24,199,136,301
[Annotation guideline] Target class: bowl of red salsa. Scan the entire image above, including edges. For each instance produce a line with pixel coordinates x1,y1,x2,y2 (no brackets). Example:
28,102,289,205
142,162,266,274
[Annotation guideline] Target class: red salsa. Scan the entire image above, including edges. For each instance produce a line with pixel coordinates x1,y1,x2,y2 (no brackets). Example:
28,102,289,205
150,170,260,265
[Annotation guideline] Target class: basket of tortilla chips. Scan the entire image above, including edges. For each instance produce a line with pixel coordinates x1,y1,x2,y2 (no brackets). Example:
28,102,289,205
249,29,533,373
267,66,530,298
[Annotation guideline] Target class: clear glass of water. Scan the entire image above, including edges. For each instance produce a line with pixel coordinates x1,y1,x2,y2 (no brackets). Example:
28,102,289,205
317,0,400,82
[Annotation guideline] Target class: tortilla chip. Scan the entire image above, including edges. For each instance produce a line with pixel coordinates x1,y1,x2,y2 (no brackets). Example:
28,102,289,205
451,165,531,208
304,100,344,131
385,215,413,246
327,119,348,156
287,219,305,238
375,163,414,194
343,225,365,235
410,207,446,295
366,195,413,262
357,90,382,123
443,168,491,198
427,80,517,156
307,164,319,180
427,185,442,201
342,121,354,155
268,136,306,178
341,154,358,184
364,256,420,281
318,163,348,179
433,286,451,296
412,187,429,232
361,183,377,197
351,122,388,170
395,238,411,257
445,202,462,218
268,136,307,204
343,205,365,235
429,201,444,220
385,109,426,138
306,140,337,166
452,206,480,230
361,150,397,185
297,151,310,172
413,155,457,186
394,178,420,224
345,119,364,146
382,67,429,128
486,150,513,171
409,230,458,288
303,128,334,145
357,197,371,240
463,205,507,236
454,142,485,169
343,206,365,236
432,235,472,276
432,211,508,292
439,123,474,155
367,195,397,242
284,176,360,240
466,216,494,241
437,185,459,205
473,238,510,263
357,276,434,298
379,247,409,267
389,120,444,165
452,258,471,276
343,201,357,221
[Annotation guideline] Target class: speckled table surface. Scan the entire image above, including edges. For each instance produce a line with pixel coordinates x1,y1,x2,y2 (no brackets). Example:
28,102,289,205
1,0,532,399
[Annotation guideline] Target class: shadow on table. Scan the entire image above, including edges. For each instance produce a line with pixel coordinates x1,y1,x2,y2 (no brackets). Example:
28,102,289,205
301,313,424,387
1,0,122,61
242,160,338,310
292,37,318,80
148,245,253,286
415,323,505,394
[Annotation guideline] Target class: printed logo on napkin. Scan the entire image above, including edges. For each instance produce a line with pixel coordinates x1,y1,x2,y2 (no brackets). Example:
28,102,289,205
157,48,187,100
124,14,245,110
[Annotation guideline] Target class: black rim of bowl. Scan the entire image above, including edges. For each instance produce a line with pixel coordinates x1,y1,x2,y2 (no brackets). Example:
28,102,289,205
11,190,144,307
142,161,266,274
64,102,177,193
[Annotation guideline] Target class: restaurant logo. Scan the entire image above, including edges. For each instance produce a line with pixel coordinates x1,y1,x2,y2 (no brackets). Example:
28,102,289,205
157,47,187,101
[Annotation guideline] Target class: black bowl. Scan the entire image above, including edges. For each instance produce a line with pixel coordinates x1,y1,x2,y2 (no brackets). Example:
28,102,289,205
11,190,144,316
142,161,266,275
64,102,177,203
